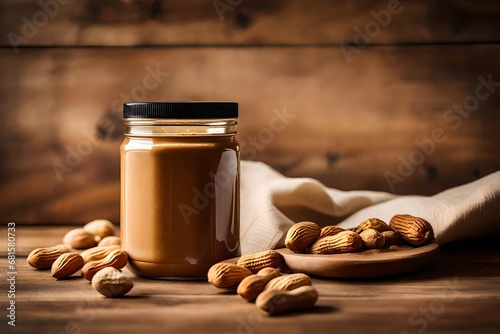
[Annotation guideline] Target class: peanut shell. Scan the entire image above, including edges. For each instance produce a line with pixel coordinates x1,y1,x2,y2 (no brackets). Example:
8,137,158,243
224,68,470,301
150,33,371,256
390,214,434,246
308,230,363,254
237,250,282,274
285,221,321,252
207,263,253,289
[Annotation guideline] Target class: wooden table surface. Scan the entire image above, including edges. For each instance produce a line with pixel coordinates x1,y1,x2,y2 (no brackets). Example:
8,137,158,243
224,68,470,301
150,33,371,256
1,226,500,334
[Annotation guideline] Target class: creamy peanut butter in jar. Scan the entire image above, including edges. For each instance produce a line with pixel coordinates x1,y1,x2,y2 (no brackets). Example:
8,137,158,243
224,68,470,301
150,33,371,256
121,102,240,279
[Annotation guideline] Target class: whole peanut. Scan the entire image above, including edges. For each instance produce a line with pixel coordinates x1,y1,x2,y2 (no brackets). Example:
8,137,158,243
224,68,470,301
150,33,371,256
208,263,253,289
237,250,282,273
27,244,73,269
256,286,318,315
63,228,97,249
237,268,281,302
81,249,128,281
92,267,133,298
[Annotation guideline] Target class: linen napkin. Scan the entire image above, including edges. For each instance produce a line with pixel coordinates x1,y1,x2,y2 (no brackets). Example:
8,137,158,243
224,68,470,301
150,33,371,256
240,160,500,254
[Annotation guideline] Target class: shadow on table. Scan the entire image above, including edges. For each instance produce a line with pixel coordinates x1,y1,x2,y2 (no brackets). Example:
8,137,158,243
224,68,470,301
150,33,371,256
268,305,337,317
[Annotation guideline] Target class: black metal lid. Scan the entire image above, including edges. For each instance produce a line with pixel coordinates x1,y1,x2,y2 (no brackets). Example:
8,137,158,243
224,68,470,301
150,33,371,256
123,102,238,119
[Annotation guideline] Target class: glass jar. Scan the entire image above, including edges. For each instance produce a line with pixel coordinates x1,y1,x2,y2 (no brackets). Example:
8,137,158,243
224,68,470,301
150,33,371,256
121,102,240,279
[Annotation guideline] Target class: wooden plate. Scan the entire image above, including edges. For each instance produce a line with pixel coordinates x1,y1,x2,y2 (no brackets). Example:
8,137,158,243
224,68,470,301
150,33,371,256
275,242,439,279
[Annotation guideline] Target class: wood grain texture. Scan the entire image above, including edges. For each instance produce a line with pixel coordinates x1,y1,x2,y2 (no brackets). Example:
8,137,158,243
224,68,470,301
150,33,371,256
1,226,499,333
1,0,500,47
1,45,500,223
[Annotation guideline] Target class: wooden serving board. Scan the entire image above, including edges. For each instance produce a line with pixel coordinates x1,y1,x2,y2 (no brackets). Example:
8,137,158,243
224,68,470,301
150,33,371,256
275,243,439,279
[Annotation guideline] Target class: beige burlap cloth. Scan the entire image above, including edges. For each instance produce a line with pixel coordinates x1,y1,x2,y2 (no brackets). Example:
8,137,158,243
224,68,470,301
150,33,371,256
240,161,500,254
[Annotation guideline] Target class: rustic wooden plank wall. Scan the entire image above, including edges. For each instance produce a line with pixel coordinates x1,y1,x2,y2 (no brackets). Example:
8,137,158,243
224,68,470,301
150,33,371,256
1,0,499,224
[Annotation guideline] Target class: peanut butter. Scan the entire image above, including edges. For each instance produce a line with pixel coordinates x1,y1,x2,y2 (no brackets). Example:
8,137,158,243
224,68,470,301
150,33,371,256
121,102,240,279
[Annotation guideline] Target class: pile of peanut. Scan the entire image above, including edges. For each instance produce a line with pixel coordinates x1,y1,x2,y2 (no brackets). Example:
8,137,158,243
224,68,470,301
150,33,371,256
26,219,133,298
207,251,318,316
286,214,435,254
206,214,434,315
